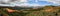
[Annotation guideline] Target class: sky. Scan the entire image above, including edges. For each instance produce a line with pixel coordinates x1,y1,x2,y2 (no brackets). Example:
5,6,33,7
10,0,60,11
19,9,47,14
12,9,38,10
27,0,60,6
15,0,60,7
0,0,60,7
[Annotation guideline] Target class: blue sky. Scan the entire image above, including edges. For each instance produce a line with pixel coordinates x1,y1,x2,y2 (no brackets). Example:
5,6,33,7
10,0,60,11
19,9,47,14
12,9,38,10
0,0,59,7
27,0,59,6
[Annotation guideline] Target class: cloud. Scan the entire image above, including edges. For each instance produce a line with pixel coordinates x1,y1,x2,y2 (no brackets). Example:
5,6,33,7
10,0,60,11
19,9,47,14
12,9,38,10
15,3,44,7
47,0,60,5
1,0,59,7
19,0,27,2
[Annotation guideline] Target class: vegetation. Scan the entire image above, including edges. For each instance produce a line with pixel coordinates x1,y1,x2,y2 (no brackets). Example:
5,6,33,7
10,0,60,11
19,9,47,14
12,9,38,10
0,5,60,16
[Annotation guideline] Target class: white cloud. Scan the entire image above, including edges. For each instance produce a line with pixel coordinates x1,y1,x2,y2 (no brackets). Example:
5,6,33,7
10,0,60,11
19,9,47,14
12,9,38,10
0,0,46,7
15,3,42,7
20,0,27,2
47,0,60,5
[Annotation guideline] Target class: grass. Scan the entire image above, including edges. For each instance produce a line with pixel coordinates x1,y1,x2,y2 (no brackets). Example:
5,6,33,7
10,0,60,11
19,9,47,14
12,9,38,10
0,6,60,16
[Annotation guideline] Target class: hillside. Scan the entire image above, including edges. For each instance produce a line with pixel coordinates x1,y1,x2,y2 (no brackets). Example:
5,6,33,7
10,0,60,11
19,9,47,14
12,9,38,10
0,5,60,16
